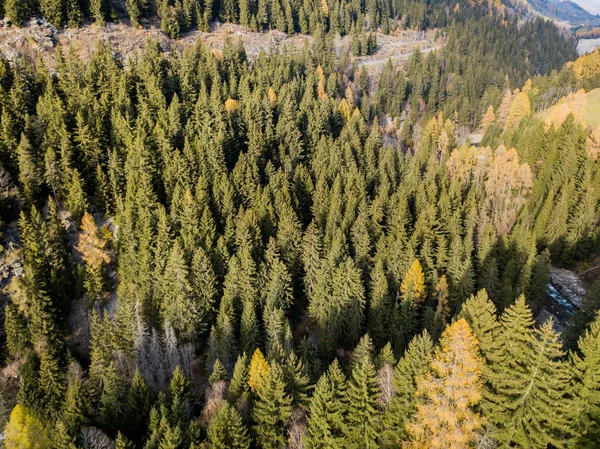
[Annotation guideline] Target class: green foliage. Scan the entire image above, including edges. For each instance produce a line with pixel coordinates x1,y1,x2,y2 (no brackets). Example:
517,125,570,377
305,360,348,449
252,362,293,449
207,402,251,449
344,357,380,448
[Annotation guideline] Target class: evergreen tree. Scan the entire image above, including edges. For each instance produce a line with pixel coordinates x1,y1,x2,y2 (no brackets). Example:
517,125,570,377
207,402,251,449
381,331,433,447
305,360,349,449
344,358,380,449
486,297,576,448
571,312,600,446
252,362,293,449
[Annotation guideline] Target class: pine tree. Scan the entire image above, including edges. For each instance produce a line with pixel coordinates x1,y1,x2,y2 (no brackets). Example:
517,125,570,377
62,365,87,435
344,356,380,449
486,297,576,448
381,331,433,447
126,369,153,443
406,319,483,449
115,432,135,449
572,312,600,446
283,352,312,409
228,353,250,405
4,0,31,25
367,260,393,348
168,366,192,431
252,362,293,449
90,0,106,24
65,169,88,222
349,334,375,371
458,289,500,364
16,133,41,204
40,0,64,28
207,402,251,449
305,360,349,449
161,240,199,340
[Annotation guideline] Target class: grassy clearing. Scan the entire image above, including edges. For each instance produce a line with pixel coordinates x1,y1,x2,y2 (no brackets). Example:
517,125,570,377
537,87,600,128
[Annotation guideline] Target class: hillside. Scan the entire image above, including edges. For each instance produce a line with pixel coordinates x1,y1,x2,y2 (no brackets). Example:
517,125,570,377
538,87,600,126
1,1,599,449
527,0,600,26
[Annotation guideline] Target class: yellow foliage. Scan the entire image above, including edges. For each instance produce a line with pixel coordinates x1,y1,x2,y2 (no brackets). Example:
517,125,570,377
317,80,327,101
571,48,600,81
522,78,532,94
76,212,110,270
405,319,483,449
315,65,325,83
339,98,352,121
587,124,600,160
485,145,533,234
544,89,587,130
5,404,50,449
400,259,426,305
320,0,329,17
224,98,239,112
497,88,513,126
248,348,270,393
453,2,460,13
268,87,277,107
505,91,530,129
344,86,355,109
481,105,496,131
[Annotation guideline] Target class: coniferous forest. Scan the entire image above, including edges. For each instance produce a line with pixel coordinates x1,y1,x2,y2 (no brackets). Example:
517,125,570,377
1,0,600,447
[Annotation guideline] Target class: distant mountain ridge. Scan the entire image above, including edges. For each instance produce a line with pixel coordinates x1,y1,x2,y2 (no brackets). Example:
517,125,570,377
521,0,600,26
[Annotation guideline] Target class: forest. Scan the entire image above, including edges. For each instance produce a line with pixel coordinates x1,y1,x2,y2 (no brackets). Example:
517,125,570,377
0,0,600,447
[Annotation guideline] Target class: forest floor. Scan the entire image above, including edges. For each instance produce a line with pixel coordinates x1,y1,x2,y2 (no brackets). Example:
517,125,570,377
0,18,443,72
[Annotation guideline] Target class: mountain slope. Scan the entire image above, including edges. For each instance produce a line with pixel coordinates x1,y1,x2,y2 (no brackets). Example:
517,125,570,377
509,0,600,26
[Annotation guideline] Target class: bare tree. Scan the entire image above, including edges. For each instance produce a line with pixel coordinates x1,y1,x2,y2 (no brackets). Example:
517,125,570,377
80,427,115,449
288,408,307,449
163,320,181,375
377,364,395,408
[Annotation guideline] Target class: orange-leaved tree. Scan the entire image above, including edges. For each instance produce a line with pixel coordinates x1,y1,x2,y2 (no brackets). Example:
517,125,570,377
405,318,483,449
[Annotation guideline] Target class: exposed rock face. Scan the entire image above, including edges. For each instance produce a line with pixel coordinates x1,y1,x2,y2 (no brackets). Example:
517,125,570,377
549,267,586,309
0,18,57,60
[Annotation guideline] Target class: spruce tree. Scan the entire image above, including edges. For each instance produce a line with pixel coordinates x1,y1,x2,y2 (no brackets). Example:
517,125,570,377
381,331,433,447
344,358,380,449
571,312,600,446
486,297,576,448
305,360,349,449
252,362,293,449
207,402,251,449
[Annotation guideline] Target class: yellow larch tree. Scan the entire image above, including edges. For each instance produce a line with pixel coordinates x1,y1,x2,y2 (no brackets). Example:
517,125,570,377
405,319,483,449
505,91,530,129
267,87,277,107
545,89,587,130
4,404,50,449
224,98,239,112
481,105,496,131
248,348,270,393
485,145,533,233
76,212,110,270
400,259,426,305
497,88,513,126
586,124,600,160
339,98,352,121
